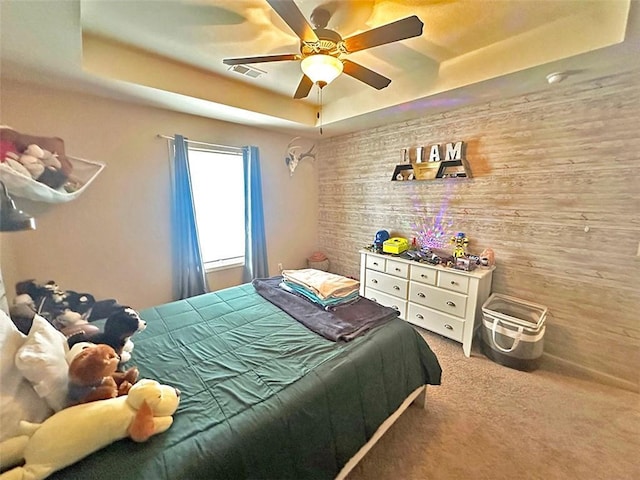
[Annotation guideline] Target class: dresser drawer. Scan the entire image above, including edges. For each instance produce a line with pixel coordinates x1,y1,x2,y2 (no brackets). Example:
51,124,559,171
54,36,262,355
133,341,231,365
386,259,409,278
408,282,467,318
364,287,407,318
410,264,437,286
406,303,465,342
366,270,409,298
366,255,386,272
438,271,470,294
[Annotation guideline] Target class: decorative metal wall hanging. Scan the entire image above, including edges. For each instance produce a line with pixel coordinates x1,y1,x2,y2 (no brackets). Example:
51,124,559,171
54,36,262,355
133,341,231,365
285,137,316,176
391,141,471,181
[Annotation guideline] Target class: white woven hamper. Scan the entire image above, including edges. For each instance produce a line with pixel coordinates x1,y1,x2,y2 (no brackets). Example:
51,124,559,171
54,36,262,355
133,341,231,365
480,293,548,371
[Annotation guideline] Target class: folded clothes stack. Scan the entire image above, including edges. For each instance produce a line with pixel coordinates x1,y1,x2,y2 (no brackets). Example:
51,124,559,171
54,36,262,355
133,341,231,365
281,269,360,308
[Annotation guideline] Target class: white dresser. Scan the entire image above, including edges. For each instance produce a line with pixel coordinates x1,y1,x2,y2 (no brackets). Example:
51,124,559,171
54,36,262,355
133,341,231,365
359,250,494,357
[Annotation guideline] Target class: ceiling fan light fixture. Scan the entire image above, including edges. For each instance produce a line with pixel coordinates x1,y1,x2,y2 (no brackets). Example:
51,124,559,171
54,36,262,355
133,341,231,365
301,54,343,86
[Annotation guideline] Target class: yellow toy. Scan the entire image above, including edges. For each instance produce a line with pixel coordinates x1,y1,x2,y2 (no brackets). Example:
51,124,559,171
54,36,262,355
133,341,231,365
0,379,180,480
450,232,469,258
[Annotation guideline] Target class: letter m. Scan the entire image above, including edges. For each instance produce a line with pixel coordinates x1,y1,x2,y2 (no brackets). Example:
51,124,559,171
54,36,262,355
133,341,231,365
445,142,463,161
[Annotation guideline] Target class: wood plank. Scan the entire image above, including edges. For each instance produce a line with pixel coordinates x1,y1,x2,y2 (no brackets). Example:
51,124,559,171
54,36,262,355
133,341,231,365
317,70,640,390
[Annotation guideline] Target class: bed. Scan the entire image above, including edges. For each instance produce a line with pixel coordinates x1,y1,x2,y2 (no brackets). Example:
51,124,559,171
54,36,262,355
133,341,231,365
34,281,441,479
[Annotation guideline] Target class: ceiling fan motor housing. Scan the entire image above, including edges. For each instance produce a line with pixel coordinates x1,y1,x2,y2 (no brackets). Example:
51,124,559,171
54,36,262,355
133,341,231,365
301,28,343,58
223,1,424,98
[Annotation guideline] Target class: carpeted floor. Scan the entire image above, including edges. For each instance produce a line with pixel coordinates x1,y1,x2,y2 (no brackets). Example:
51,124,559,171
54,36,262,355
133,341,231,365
346,329,640,480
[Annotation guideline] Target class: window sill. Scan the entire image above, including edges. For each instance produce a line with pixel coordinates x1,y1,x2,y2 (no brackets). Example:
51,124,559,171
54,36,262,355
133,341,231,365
205,258,245,273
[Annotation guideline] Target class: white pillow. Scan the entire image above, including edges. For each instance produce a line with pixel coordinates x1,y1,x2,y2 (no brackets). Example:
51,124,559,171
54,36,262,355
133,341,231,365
0,311,52,442
15,314,70,412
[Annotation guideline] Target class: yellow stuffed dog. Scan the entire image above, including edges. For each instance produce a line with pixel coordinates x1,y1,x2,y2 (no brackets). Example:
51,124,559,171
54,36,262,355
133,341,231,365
0,379,180,480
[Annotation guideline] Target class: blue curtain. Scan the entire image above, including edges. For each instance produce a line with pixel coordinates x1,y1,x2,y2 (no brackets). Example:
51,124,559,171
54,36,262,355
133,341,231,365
170,134,209,299
242,146,269,281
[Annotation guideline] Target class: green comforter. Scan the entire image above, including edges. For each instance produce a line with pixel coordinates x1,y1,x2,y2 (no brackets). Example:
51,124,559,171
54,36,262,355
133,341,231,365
51,283,441,479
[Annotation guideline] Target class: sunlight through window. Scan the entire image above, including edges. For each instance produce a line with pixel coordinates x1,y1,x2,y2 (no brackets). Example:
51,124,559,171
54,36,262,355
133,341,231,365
188,148,245,270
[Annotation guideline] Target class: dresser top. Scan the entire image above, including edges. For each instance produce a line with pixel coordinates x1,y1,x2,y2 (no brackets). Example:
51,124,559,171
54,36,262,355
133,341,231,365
360,249,494,279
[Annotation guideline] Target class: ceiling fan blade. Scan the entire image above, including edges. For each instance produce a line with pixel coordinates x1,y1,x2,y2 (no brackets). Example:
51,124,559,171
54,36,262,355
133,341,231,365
266,0,318,43
293,75,313,99
342,60,391,90
342,15,423,53
223,53,300,65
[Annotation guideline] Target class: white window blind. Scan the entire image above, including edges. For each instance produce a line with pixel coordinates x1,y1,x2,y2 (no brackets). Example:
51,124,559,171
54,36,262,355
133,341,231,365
187,147,245,271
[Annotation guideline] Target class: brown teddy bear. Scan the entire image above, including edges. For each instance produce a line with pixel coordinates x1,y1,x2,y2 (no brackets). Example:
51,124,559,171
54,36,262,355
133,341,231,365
67,343,139,407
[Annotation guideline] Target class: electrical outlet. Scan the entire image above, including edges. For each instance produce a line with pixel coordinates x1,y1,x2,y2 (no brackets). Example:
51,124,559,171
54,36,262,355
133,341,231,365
278,263,283,272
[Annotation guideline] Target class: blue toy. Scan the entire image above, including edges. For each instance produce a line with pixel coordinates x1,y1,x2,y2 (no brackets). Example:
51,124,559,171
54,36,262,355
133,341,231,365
374,230,390,252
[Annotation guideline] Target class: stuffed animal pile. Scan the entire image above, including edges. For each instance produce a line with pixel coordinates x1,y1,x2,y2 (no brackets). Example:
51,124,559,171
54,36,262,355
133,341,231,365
0,127,82,192
0,379,180,480
10,280,146,364
12,279,123,333
1,293,180,480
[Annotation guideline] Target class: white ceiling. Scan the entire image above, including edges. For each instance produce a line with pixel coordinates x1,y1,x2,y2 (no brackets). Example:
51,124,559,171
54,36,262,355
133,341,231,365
1,0,638,138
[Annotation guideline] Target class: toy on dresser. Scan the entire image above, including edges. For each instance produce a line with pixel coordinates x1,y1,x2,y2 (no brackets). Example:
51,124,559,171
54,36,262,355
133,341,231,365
372,230,390,253
450,232,469,258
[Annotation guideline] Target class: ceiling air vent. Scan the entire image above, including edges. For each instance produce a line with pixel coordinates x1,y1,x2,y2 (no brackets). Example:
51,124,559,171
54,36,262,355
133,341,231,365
228,64,265,78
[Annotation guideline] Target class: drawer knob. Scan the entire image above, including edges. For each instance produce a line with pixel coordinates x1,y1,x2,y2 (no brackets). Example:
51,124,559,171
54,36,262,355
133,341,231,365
372,279,378,284
395,267,401,272
450,280,457,285
444,324,453,330
392,305,398,310
421,274,428,278
446,301,456,307
373,262,379,266
416,314,424,320
418,292,426,298
371,297,377,302
393,285,400,290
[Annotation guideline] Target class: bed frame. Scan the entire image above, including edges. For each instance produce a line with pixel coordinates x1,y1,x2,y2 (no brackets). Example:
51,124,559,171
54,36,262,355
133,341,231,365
336,385,427,479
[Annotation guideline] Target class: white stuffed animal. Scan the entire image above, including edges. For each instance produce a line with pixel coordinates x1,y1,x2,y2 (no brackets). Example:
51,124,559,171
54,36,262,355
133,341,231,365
0,379,180,480
4,144,60,181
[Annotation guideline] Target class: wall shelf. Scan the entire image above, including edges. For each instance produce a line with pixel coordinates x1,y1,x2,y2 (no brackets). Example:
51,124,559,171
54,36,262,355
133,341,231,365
391,159,471,181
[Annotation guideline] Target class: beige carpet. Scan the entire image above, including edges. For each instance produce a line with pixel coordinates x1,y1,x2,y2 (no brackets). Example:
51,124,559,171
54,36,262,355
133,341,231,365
346,329,640,480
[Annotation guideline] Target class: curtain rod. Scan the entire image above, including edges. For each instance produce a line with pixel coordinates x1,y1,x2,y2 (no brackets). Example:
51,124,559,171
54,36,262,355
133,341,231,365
157,134,243,153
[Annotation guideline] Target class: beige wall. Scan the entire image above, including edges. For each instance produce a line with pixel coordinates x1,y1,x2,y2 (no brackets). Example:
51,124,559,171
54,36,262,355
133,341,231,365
2,72,638,391
0,80,318,309
317,70,640,391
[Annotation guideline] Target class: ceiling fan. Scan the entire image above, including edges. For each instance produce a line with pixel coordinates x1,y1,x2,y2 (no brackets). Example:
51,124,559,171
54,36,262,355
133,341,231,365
223,0,424,99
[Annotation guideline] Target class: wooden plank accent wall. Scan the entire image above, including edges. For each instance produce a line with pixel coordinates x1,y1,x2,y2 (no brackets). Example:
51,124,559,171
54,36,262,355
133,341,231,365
317,70,640,391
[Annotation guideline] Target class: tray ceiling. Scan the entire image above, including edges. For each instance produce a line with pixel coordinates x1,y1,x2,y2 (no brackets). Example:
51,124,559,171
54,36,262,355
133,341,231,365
1,0,637,137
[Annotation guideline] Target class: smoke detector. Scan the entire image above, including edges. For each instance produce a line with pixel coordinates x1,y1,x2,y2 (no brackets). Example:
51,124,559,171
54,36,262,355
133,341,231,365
546,72,567,84
228,64,265,78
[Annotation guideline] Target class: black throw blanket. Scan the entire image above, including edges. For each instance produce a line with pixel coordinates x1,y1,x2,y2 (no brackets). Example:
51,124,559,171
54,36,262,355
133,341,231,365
252,276,399,341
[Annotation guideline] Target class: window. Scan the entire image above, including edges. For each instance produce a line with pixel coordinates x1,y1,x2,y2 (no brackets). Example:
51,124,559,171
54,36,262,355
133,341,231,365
187,147,245,271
